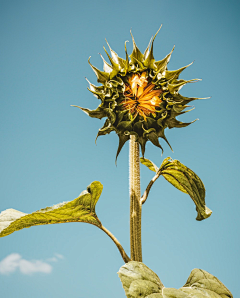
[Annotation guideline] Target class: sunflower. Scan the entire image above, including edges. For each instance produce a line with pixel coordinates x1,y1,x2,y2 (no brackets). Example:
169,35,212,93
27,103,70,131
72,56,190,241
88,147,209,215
122,72,162,121
74,26,201,159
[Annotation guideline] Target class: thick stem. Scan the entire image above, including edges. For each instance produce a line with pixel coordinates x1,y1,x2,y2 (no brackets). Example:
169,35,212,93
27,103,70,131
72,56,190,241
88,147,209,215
101,225,130,263
129,135,142,262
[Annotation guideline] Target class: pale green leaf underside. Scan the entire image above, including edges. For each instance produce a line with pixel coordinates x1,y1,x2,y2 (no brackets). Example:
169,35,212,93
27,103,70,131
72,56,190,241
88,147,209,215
140,157,159,173
140,157,212,221
118,261,232,298
0,181,103,238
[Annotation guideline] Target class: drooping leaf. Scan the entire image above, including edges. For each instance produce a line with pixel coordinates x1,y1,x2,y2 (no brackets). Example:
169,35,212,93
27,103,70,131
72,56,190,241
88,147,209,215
118,261,233,298
147,131,163,153
160,157,212,221
0,181,103,238
138,136,147,158
140,157,211,221
116,134,130,161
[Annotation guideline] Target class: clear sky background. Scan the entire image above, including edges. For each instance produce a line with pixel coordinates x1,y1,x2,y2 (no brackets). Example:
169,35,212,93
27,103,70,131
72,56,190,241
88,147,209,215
0,1,239,297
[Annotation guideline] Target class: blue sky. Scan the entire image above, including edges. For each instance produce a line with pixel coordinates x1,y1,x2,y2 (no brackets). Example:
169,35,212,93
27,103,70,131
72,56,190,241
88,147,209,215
0,0,239,297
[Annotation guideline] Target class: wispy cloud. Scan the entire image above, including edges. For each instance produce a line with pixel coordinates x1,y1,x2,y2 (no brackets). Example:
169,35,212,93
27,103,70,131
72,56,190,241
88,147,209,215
0,253,63,275
47,253,64,263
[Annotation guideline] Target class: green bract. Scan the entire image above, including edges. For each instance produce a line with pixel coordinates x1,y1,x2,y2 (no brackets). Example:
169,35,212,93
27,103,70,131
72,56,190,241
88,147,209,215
74,27,202,159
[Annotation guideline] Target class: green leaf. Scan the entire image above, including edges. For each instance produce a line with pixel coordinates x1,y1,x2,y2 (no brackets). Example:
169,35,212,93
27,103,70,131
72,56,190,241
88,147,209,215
143,26,162,70
166,118,196,129
103,46,121,79
97,120,116,139
140,158,159,173
143,36,152,61
147,131,163,152
154,46,175,73
140,157,211,221
99,53,113,74
118,261,164,298
168,79,200,95
160,158,212,221
72,105,107,119
0,181,103,238
118,261,233,298
165,62,193,81
180,268,233,298
123,40,130,75
129,30,144,68
117,120,132,132
88,57,109,84
85,77,105,99
105,39,127,70
116,134,130,162
162,268,233,297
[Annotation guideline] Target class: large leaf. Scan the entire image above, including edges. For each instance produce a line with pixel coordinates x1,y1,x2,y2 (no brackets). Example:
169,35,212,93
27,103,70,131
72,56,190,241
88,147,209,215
118,261,164,298
0,181,103,238
140,157,212,221
179,268,233,298
160,158,212,221
118,261,233,298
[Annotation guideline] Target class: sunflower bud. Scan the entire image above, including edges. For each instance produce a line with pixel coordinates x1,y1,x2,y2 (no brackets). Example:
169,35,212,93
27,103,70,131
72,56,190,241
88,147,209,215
75,26,201,159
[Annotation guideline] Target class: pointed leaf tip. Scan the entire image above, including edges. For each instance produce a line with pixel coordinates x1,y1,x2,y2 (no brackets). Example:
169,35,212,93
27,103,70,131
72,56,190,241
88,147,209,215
99,53,113,74
154,45,175,73
129,30,144,67
88,57,109,84
0,181,103,238
115,134,129,162
104,38,126,70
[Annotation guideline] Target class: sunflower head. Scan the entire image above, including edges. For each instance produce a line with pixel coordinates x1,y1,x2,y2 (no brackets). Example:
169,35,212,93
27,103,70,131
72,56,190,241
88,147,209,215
75,26,201,159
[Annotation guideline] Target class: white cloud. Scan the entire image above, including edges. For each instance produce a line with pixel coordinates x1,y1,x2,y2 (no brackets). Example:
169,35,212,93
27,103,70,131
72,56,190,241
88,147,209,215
18,258,52,275
0,253,63,275
55,253,64,259
47,257,58,262
47,253,64,263
0,253,21,274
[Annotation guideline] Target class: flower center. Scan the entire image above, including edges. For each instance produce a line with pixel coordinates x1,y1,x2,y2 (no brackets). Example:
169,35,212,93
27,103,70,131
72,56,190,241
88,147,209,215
122,72,162,120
